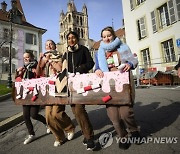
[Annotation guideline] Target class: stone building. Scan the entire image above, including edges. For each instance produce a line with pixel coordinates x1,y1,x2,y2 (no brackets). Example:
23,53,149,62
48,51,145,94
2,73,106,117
57,0,95,54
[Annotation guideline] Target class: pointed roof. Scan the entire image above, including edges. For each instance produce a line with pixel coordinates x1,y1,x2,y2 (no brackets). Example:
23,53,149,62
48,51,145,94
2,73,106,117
71,0,77,11
0,0,46,33
60,9,64,16
16,0,26,21
68,0,77,12
83,3,87,9
82,3,87,14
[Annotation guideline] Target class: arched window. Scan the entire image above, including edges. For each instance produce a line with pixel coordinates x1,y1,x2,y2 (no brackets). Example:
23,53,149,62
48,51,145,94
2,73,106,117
80,17,83,26
78,28,80,37
61,35,63,42
68,14,71,23
81,29,84,38
77,16,79,25
75,28,77,33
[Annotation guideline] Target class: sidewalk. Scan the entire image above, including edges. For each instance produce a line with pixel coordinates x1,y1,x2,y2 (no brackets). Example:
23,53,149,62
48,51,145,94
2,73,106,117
0,94,23,133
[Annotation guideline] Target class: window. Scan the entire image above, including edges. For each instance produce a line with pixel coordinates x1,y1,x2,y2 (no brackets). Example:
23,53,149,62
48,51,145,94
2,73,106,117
168,0,176,23
137,17,147,40
12,64,16,73
130,0,146,10
151,0,179,33
176,0,180,20
68,14,71,23
136,0,145,6
81,29,84,38
77,28,80,37
2,63,9,73
77,16,79,25
60,23,63,31
130,0,135,10
161,39,175,63
141,48,151,65
158,3,170,29
3,28,9,40
12,48,16,58
25,33,37,45
0,47,16,58
1,47,9,57
151,11,157,33
61,35,63,42
80,17,83,26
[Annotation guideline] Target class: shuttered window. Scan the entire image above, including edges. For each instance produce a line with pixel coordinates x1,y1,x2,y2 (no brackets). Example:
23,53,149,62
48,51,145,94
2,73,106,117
130,0,135,10
151,11,157,33
158,3,170,29
176,0,180,20
137,17,147,40
161,39,175,63
168,0,176,24
140,17,146,38
141,48,151,65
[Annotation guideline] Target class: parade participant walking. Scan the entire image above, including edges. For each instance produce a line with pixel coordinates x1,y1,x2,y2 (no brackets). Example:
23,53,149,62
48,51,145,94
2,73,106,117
15,51,49,145
60,31,95,150
95,26,141,149
36,40,75,147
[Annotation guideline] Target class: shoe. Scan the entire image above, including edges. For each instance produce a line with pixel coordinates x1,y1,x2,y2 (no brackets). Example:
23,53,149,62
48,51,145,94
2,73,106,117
83,138,87,145
23,135,36,144
46,126,51,134
54,141,61,147
131,131,142,145
67,130,75,140
119,142,131,150
86,139,96,151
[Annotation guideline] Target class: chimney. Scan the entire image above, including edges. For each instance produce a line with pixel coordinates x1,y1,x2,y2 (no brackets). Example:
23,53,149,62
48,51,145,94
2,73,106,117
1,1,7,12
11,0,17,9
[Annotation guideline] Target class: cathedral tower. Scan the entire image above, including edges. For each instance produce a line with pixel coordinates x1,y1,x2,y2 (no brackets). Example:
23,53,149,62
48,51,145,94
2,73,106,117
58,0,89,53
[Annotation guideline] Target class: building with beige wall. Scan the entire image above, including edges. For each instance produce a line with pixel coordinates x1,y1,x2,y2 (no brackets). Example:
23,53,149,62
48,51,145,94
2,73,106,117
122,0,180,73
0,0,46,82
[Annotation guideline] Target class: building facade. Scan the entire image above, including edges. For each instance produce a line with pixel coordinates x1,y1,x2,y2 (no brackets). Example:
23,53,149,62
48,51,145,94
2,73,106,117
0,0,46,82
57,0,94,53
122,0,180,73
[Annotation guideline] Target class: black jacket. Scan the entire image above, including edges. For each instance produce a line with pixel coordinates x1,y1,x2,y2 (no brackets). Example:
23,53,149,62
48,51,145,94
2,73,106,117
66,45,94,74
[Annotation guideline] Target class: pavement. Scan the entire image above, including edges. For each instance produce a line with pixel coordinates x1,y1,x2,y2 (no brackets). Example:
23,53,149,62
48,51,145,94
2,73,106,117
0,87,179,154
0,93,23,133
0,85,179,133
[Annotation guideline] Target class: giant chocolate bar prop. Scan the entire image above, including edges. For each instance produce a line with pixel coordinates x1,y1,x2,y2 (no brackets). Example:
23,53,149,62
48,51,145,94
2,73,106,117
14,71,132,105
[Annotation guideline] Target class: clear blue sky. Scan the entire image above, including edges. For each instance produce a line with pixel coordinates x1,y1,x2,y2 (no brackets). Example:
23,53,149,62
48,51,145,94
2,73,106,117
5,0,123,52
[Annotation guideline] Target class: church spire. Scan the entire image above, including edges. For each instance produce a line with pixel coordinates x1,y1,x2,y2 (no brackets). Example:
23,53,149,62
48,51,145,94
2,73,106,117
82,3,87,15
67,0,77,12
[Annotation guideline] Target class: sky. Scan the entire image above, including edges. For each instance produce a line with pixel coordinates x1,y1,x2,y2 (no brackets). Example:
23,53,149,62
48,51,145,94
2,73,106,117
5,0,124,52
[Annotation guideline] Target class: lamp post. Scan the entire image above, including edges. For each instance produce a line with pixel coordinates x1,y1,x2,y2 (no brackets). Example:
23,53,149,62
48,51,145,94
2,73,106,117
7,11,13,88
